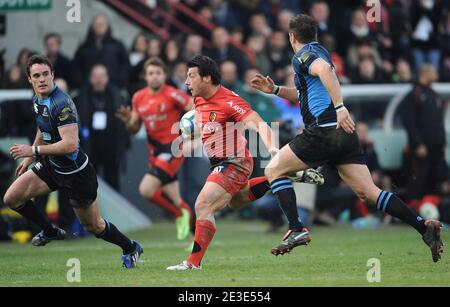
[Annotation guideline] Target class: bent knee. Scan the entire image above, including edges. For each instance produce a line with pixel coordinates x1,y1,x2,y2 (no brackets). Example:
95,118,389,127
139,183,157,199
195,200,214,217
355,189,379,206
264,167,279,183
82,219,105,234
3,191,21,209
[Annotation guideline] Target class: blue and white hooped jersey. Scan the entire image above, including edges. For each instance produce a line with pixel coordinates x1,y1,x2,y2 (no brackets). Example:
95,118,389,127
292,41,337,128
33,86,88,174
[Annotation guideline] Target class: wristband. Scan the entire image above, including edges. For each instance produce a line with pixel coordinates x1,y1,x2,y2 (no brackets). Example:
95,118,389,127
272,85,280,96
334,103,344,110
33,146,40,156
336,106,347,113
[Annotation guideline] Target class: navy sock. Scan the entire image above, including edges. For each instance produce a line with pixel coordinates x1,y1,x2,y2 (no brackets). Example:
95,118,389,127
271,178,304,231
376,191,427,235
14,200,56,236
96,220,135,254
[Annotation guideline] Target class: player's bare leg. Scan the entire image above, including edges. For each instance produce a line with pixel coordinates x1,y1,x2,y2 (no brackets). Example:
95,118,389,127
139,174,163,204
167,182,232,270
265,144,313,256
162,180,193,239
337,163,443,262
3,170,51,209
74,199,144,268
140,174,190,239
229,186,254,210
3,170,65,246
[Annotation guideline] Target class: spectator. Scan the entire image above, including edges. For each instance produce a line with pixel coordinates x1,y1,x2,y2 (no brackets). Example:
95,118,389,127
277,10,294,33
72,14,130,89
350,8,373,42
277,0,301,13
267,30,291,84
130,37,163,94
44,33,74,89
167,61,189,93
248,13,272,39
2,65,27,89
351,57,387,84
193,6,215,40
15,48,35,86
347,39,383,73
229,26,245,44
147,37,162,58
246,34,271,76
400,64,447,200
392,58,413,83
209,0,239,29
129,33,148,67
219,60,245,93
76,65,129,191
410,0,442,71
182,34,203,62
207,27,248,78
175,0,207,33
309,0,333,39
340,8,374,57
163,39,181,67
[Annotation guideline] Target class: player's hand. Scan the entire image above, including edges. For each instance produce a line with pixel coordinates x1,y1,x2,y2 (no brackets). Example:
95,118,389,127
336,107,355,134
115,105,132,124
15,157,34,177
250,74,276,94
10,144,34,160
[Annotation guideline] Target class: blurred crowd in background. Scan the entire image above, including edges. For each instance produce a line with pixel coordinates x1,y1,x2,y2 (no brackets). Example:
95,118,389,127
1,0,450,241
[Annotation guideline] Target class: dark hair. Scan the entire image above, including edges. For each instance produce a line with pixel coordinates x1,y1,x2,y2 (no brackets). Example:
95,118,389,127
187,55,221,85
143,57,167,73
289,14,318,44
26,55,53,77
44,33,61,45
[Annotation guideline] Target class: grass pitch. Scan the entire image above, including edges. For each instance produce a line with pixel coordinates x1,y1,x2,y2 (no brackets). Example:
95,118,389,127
0,220,449,287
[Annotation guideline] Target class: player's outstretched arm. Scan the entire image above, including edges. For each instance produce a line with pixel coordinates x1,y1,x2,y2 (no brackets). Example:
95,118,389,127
115,105,142,134
243,112,278,156
250,74,298,104
309,59,355,134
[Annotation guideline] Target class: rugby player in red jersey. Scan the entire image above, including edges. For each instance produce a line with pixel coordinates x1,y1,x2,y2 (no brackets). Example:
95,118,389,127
167,55,322,270
116,57,194,240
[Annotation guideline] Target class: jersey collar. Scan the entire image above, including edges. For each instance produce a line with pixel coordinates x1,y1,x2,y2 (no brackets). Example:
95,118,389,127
36,85,58,104
295,41,319,56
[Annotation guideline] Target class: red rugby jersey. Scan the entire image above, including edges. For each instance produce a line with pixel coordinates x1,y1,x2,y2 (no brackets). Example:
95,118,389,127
194,86,254,158
132,85,190,145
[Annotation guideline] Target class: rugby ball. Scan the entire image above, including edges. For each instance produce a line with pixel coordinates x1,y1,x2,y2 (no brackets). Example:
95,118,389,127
179,110,196,137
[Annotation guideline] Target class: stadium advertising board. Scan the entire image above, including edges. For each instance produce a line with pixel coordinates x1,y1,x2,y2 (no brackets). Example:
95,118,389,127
0,0,52,11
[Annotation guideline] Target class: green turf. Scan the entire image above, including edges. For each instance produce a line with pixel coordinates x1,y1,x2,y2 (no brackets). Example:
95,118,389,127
0,220,449,287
